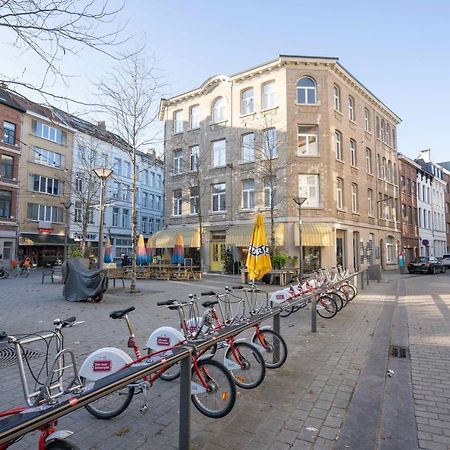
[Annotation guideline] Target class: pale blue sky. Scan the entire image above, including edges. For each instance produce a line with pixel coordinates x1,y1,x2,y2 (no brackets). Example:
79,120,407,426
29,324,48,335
2,0,450,162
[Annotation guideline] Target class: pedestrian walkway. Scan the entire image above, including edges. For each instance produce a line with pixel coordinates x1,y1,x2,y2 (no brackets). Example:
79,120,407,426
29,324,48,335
1,270,450,449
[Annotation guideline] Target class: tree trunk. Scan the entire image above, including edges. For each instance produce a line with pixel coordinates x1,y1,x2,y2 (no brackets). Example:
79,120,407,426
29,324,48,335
130,147,138,292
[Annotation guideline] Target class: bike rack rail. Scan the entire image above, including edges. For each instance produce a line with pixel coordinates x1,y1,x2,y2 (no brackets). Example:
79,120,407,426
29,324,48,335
0,269,367,449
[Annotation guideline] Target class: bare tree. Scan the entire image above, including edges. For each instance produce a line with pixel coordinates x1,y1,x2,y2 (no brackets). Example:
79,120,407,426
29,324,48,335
96,52,163,292
0,0,130,99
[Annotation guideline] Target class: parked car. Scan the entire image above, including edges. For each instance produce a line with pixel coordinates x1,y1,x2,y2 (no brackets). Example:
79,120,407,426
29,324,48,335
407,256,446,274
441,254,450,267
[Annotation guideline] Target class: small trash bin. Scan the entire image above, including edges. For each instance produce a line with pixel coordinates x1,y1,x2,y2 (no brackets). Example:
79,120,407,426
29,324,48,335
368,264,382,282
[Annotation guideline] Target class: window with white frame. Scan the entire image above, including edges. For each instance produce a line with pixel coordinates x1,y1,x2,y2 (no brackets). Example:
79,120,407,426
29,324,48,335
335,130,343,160
112,207,119,226
242,179,255,209
212,183,226,212
142,192,148,207
121,184,129,201
298,174,320,207
190,105,200,129
351,183,358,213
297,77,317,104
0,191,11,218
212,139,226,167
155,195,161,210
382,157,387,180
263,128,277,158
241,88,254,115
31,175,63,196
115,238,132,258
32,120,66,145
173,189,182,216
350,139,357,167
74,202,82,223
112,181,120,200
122,208,130,228
212,97,226,123
173,149,183,174
262,81,276,109
190,186,199,214
380,120,385,142
348,96,355,121
368,189,373,216
241,133,255,161
264,176,276,208
298,125,318,156
337,178,344,209
364,108,370,132
190,145,199,171
333,85,341,111
123,161,131,178
27,203,63,222
0,154,13,179
366,148,373,174
386,236,395,263
3,121,16,145
33,147,63,168
141,216,148,233
173,110,183,133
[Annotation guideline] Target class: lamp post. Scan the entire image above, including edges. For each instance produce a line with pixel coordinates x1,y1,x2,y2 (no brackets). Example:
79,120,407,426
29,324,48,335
93,168,113,269
293,196,307,281
61,201,73,262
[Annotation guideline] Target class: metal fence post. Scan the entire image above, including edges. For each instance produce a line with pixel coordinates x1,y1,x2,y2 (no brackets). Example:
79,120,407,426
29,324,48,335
311,295,317,333
273,310,280,335
366,269,369,286
179,352,191,450
361,271,365,290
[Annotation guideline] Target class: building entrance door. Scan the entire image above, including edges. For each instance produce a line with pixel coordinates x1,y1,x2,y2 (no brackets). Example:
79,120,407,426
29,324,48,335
210,242,225,272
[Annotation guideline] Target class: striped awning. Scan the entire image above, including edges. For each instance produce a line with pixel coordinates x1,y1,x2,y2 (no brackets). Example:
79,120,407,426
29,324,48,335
225,223,285,247
150,228,200,249
294,223,334,247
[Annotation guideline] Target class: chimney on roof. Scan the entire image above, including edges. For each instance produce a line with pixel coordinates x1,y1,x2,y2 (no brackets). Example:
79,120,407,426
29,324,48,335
419,149,431,162
97,121,106,130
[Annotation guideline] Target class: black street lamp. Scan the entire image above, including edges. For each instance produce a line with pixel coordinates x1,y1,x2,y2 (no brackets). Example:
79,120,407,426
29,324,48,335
293,196,307,281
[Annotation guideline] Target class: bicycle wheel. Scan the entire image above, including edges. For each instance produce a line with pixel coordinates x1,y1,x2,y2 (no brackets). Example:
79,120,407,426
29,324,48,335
279,305,294,317
45,440,80,450
191,359,236,418
83,379,135,419
327,291,343,312
251,329,288,369
160,362,181,381
341,283,357,302
225,342,266,389
316,295,338,319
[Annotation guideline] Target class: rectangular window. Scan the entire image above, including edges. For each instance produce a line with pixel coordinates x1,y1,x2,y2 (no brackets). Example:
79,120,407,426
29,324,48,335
212,139,226,167
112,181,120,199
263,128,277,158
0,190,12,217
262,81,276,109
364,109,370,132
155,195,161,210
348,96,355,121
190,145,199,171
157,174,162,187
142,192,148,207
337,178,344,209
112,207,119,226
74,202,82,223
335,131,342,160
31,175,63,196
3,122,16,145
32,120,66,145
26,203,62,222
212,183,226,212
298,125,318,156
113,157,121,174
122,208,130,228
350,139,357,167
141,216,147,234
264,176,276,208
114,238,132,258
33,147,63,168
190,186,199,214
241,88,254,115
190,105,200,129
174,149,183,174
123,161,131,178
174,110,184,133
0,154,14,179
298,174,320,207
351,184,358,213
366,148,372,174
368,189,373,216
242,179,255,210
241,133,255,161
121,184,129,201
173,189,182,216
333,85,341,112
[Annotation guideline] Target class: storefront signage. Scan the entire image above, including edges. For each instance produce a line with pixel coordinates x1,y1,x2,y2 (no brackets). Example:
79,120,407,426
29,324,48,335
38,221,53,233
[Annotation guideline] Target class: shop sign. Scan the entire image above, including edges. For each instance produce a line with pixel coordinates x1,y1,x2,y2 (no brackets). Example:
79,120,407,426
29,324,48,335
38,221,53,233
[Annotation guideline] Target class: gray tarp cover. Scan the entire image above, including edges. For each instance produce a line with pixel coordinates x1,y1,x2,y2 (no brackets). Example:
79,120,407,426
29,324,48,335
62,258,108,302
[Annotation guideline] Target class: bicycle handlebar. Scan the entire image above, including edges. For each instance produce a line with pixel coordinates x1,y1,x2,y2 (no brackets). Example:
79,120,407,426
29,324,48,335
201,291,216,296
0,331,7,341
157,299,176,306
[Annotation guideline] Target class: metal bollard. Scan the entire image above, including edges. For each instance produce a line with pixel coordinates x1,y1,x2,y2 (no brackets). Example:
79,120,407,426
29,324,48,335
273,310,280,335
311,296,317,333
179,353,192,450
361,271,365,290
366,269,369,286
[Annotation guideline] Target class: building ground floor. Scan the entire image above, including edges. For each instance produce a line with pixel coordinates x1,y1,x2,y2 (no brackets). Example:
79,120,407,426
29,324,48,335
0,225,18,267
153,220,401,274
418,232,447,258
401,237,420,264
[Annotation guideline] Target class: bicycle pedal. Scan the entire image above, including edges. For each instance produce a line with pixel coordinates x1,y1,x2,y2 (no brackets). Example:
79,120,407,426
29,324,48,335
139,404,149,414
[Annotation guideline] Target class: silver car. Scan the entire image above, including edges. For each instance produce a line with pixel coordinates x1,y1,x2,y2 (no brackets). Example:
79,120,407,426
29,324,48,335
441,254,450,267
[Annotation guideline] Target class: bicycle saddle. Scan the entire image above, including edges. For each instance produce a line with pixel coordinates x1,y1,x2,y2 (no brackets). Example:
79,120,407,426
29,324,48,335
110,306,135,319
202,300,218,308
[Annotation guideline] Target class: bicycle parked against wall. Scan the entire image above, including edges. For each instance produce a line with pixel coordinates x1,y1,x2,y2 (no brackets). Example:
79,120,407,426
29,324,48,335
80,306,237,420
0,317,83,449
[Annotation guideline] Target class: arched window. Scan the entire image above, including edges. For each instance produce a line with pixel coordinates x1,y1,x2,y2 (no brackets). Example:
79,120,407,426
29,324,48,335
386,236,395,263
387,160,392,182
297,77,317,104
333,84,341,111
376,117,380,139
335,130,343,160
377,154,381,178
386,123,391,146
393,163,397,185
380,120,385,143
211,97,226,123
382,157,387,180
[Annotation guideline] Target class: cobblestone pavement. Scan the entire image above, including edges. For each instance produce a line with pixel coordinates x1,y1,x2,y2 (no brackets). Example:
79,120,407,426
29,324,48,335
1,269,450,449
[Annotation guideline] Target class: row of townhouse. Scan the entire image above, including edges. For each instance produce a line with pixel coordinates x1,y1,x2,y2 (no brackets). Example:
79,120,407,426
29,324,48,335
399,150,450,263
0,91,164,267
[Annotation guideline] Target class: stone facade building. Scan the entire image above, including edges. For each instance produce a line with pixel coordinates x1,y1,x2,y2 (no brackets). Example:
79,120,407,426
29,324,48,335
0,90,25,265
159,55,401,272
398,154,420,263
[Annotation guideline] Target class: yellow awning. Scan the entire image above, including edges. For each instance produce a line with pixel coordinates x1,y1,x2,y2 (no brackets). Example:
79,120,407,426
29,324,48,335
294,223,334,247
226,223,284,247
150,228,200,248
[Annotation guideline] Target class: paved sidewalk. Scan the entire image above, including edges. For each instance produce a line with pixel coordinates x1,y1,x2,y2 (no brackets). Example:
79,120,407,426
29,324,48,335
1,270,450,449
